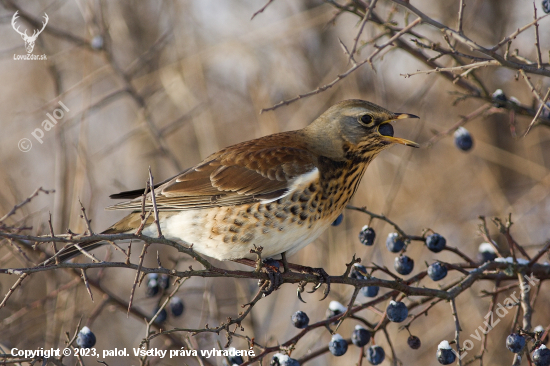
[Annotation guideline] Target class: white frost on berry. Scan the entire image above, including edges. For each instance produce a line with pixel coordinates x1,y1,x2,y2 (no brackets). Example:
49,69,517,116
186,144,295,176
389,300,398,306
80,326,92,334
454,126,470,137
273,353,289,363
478,243,496,253
361,225,370,231
329,301,346,313
355,325,365,330
534,325,545,332
438,340,451,350
509,97,520,105
331,334,344,341
492,89,505,98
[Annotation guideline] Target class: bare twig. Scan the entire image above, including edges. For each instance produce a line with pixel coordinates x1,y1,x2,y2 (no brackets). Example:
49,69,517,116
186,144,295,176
348,0,379,63
533,3,543,69
522,87,550,137
401,60,498,78
80,269,94,302
367,17,422,66
450,299,463,366
79,200,94,235
0,273,28,309
73,243,101,263
128,240,150,315
423,104,492,147
251,0,275,20
0,187,54,223
519,70,550,111
148,167,163,238
457,0,466,34
261,18,422,112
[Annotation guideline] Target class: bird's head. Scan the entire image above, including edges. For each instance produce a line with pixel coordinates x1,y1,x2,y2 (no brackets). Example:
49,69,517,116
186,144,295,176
302,99,419,161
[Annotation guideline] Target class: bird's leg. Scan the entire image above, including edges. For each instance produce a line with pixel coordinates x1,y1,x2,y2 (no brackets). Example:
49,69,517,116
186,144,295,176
234,250,283,297
261,258,283,296
280,252,290,273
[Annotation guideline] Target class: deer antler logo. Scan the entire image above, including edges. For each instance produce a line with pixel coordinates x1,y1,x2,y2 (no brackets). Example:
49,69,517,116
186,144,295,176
12,11,49,54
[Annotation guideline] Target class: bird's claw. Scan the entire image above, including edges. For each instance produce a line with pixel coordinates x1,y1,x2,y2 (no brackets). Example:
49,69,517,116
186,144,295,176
293,266,330,301
309,267,330,300
297,281,307,303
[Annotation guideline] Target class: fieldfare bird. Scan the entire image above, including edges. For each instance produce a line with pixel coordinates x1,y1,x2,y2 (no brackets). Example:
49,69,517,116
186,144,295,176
55,99,418,293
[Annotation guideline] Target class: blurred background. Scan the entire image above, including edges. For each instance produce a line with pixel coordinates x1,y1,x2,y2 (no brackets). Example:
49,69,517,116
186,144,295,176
0,0,549,365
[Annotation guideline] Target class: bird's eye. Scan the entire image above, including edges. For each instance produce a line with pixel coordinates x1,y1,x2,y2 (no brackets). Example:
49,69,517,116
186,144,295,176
360,115,372,125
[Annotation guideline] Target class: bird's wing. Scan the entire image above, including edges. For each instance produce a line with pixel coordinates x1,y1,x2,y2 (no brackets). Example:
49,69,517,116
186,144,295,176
107,141,317,211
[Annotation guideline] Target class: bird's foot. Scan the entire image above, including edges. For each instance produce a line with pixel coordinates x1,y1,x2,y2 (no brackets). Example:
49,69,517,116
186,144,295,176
258,258,283,296
288,263,331,301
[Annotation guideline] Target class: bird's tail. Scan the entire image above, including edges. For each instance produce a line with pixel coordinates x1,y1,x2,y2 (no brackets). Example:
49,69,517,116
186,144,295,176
49,212,148,263
53,228,119,263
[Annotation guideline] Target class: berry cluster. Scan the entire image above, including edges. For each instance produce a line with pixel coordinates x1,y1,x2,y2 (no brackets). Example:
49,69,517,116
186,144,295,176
146,273,185,324
505,332,550,366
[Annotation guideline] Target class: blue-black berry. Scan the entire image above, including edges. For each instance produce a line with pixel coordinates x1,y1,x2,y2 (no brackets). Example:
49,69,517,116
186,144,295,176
350,263,367,280
359,225,376,246
327,301,346,322
332,214,343,226
76,326,96,348
408,335,421,349
351,325,371,347
170,297,184,317
291,311,309,329
361,286,379,298
270,353,300,366
428,262,448,281
328,334,348,356
366,345,385,365
506,333,526,353
478,243,497,263
454,127,473,152
227,347,244,365
146,273,160,297
542,0,550,14
394,255,414,275
535,325,549,345
492,89,507,107
386,300,408,323
437,341,456,365
386,233,405,253
426,233,446,253
533,345,550,366
541,101,550,119
159,274,170,290
153,307,167,324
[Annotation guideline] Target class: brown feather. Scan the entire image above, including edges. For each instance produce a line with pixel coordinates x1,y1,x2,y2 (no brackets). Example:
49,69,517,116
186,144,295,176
107,131,317,211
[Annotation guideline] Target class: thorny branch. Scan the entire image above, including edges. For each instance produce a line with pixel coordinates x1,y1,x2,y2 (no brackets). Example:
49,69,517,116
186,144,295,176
0,193,549,365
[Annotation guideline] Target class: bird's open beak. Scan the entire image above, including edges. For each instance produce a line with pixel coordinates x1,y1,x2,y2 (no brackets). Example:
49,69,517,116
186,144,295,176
379,113,420,148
